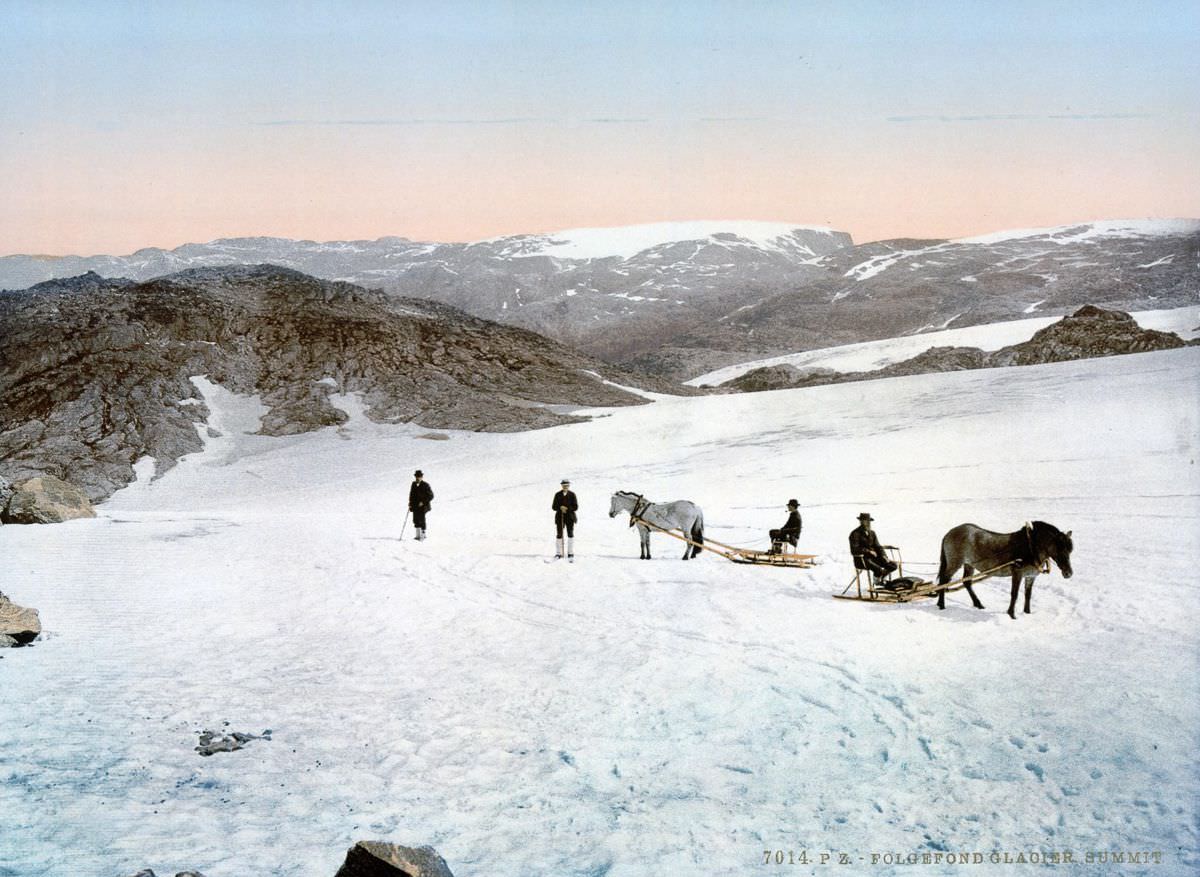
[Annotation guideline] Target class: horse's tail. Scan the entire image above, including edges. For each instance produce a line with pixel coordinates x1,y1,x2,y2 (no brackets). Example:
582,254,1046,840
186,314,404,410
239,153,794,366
691,511,704,556
937,538,950,586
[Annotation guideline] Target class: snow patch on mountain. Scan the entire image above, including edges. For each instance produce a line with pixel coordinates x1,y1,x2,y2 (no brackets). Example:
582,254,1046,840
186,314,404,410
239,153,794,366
488,221,842,261
955,218,1200,246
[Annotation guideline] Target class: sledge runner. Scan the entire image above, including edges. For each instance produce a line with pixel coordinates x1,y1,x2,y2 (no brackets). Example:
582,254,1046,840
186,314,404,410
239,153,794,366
552,479,578,561
767,499,803,554
849,512,897,585
408,470,434,541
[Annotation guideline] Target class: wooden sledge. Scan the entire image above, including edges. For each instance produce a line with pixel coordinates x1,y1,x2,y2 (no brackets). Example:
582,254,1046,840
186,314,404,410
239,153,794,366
630,515,818,568
834,549,1016,603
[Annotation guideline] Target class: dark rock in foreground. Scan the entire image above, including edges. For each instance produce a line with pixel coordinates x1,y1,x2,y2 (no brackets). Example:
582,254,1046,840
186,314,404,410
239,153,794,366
1,474,96,524
0,592,42,646
195,728,272,757
334,841,455,877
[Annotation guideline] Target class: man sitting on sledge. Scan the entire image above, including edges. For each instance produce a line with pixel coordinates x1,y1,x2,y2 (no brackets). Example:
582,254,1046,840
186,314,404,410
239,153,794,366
767,499,803,554
849,512,898,585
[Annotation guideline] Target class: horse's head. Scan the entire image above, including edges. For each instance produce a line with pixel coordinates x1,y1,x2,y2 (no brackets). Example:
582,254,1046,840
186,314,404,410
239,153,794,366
1035,522,1074,578
609,491,631,518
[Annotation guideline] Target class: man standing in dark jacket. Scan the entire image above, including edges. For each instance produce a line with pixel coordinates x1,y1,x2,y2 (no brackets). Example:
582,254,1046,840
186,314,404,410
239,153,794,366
768,499,803,554
849,512,896,583
552,479,578,561
408,470,434,541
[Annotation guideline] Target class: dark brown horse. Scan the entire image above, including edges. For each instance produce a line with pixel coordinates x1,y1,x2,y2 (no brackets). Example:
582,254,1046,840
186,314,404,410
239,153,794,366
936,521,1074,619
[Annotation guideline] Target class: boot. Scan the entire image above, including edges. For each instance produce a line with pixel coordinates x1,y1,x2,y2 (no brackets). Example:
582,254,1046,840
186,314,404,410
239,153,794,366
567,537,574,561
418,528,426,541
555,538,564,559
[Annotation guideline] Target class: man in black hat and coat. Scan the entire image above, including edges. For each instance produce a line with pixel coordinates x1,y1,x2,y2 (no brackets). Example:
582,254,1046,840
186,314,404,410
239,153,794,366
768,500,803,554
408,470,434,541
849,512,896,583
552,479,578,561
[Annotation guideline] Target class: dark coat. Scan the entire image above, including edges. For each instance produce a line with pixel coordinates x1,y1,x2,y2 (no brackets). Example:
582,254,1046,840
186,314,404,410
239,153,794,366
779,510,802,541
552,489,578,525
849,524,884,560
409,480,434,512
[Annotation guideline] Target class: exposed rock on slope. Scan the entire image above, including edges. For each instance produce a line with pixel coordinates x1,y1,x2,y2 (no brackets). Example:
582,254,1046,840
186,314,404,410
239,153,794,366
0,266,680,502
988,304,1189,366
722,306,1191,392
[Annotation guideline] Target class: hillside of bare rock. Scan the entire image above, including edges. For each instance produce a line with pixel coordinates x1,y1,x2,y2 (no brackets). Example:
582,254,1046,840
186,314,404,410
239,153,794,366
0,266,685,502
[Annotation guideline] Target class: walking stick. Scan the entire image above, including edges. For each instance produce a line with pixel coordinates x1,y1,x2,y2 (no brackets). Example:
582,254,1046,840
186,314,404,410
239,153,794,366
399,509,410,541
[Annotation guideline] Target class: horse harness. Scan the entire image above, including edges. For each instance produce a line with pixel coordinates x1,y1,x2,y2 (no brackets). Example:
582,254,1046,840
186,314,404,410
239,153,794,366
1022,522,1052,575
629,494,649,528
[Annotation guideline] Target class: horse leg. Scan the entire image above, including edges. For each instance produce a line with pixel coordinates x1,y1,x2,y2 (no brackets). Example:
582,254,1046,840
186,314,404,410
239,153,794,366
681,536,690,560
1007,570,1021,619
1023,575,1035,614
638,525,649,560
962,563,985,609
936,546,952,610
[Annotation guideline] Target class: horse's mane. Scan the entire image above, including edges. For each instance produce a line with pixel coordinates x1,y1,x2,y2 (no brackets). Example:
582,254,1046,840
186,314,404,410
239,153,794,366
1031,520,1072,550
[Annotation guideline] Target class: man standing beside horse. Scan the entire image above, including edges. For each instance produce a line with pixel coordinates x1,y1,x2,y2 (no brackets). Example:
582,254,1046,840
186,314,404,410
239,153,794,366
849,512,897,584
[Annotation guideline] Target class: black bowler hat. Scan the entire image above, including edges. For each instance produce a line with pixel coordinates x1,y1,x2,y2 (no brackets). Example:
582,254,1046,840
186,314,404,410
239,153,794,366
787,499,799,508
858,512,874,521
414,470,423,477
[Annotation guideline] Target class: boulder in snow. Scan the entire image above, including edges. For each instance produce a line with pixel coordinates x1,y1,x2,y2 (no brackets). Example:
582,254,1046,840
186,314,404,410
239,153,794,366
195,728,271,757
2,475,96,524
0,592,41,646
333,840,455,877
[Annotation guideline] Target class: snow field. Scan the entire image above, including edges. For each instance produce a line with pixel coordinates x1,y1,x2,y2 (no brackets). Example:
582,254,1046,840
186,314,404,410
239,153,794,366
1,348,1198,876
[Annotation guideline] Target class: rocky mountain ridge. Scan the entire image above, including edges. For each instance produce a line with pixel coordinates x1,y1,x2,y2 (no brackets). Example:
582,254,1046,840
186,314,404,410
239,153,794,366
3,219,1196,379
0,266,681,502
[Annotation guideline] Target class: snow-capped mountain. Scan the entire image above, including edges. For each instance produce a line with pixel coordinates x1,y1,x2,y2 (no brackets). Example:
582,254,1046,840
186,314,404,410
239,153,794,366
2,219,1196,379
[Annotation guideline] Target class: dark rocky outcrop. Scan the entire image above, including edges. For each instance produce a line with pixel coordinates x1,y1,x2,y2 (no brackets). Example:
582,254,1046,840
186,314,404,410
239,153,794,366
124,870,206,877
0,266,689,502
988,304,1188,366
0,592,41,646
723,306,1192,393
334,841,455,877
2,474,96,524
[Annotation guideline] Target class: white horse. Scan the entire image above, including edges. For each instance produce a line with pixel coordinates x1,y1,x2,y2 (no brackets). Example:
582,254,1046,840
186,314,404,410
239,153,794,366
609,490,705,560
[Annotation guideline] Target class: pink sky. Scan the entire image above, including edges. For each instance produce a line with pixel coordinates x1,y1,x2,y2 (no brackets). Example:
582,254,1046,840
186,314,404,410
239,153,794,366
3,2,1198,255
